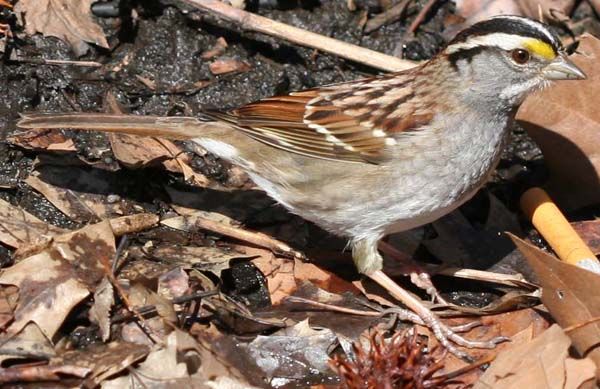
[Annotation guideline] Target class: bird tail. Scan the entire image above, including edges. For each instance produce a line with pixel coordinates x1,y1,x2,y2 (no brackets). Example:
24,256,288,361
17,112,215,140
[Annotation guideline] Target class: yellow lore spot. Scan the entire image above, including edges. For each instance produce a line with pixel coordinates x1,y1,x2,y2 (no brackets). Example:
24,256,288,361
523,39,556,60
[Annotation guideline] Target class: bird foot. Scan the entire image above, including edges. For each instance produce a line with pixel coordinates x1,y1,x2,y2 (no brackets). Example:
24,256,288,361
378,241,448,305
368,270,508,360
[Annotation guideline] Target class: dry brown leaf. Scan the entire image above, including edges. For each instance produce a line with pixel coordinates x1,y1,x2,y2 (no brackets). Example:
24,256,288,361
246,245,359,305
148,245,251,277
51,341,150,387
108,133,214,187
102,331,203,389
0,198,65,248
0,221,114,338
422,307,551,383
510,233,600,372
8,129,76,152
516,0,576,21
209,58,251,75
474,324,595,389
108,133,176,169
247,319,338,385
248,246,297,305
0,285,18,329
453,0,575,38
157,267,190,301
0,322,55,364
129,283,177,325
15,0,109,56
89,276,114,342
201,37,228,59
0,364,91,384
192,323,281,388
25,169,129,221
517,34,600,210
454,0,521,30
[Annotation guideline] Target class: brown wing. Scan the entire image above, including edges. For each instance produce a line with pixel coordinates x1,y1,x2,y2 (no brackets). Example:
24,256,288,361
206,71,433,164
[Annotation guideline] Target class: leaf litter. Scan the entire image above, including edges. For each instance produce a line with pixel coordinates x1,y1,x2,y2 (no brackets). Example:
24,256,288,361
1,0,600,388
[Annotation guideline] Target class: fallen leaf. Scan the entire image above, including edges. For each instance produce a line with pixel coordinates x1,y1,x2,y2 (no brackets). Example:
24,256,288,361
247,245,359,305
201,37,228,59
192,324,264,387
0,285,18,329
25,168,131,221
52,341,150,387
146,244,252,277
0,221,114,338
452,1,575,40
15,0,109,56
0,364,91,384
516,0,576,22
474,324,595,389
0,198,65,248
209,58,251,75
454,0,521,32
101,331,203,388
281,281,384,340
89,277,114,342
108,133,213,186
0,322,55,364
8,129,76,152
510,233,600,372
157,267,189,300
517,34,600,210
247,319,338,386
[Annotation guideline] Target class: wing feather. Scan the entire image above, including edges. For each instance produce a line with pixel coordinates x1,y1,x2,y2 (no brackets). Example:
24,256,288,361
205,70,432,164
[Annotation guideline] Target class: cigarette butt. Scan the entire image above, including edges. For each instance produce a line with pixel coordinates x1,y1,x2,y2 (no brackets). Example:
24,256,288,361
520,187,600,271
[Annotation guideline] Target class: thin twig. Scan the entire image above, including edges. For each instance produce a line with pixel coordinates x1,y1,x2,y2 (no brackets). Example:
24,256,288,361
163,214,305,259
13,58,103,67
284,296,383,316
100,250,163,344
112,235,129,274
407,0,441,34
111,290,219,324
365,0,412,33
0,365,90,384
183,0,415,72
109,213,160,236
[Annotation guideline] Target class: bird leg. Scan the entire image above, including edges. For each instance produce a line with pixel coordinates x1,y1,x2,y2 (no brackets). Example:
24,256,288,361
367,270,508,360
378,240,448,305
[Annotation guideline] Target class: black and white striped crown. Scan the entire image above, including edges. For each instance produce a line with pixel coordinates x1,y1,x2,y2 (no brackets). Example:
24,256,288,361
445,16,562,60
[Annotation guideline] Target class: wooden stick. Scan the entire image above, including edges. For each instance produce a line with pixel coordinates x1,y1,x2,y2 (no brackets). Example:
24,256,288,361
407,0,441,34
161,214,305,259
183,0,416,72
365,0,412,33
520,187,600,272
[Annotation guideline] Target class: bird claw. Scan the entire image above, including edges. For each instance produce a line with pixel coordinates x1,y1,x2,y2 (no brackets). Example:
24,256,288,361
409,272,449,305
368,270,509,361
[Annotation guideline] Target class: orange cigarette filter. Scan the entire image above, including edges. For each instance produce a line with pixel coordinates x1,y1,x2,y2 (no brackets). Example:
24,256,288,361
520,187,600,271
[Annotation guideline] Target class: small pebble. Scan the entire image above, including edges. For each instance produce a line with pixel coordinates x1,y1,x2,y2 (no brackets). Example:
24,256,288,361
106,194,121,203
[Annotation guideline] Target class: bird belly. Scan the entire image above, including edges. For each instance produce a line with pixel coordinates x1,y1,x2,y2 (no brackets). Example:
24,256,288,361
301,115,512,240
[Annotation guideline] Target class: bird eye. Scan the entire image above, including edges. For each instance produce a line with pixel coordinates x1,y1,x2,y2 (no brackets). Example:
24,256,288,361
511,49,530,64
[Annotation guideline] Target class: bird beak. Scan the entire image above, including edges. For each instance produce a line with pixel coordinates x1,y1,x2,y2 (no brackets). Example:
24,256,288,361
542,54,586,80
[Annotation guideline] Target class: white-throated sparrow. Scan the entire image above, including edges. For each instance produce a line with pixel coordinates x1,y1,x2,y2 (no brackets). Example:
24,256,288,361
18,15,585,357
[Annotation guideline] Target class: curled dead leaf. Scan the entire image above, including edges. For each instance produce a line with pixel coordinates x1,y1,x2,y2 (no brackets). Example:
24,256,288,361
15,0,109,56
